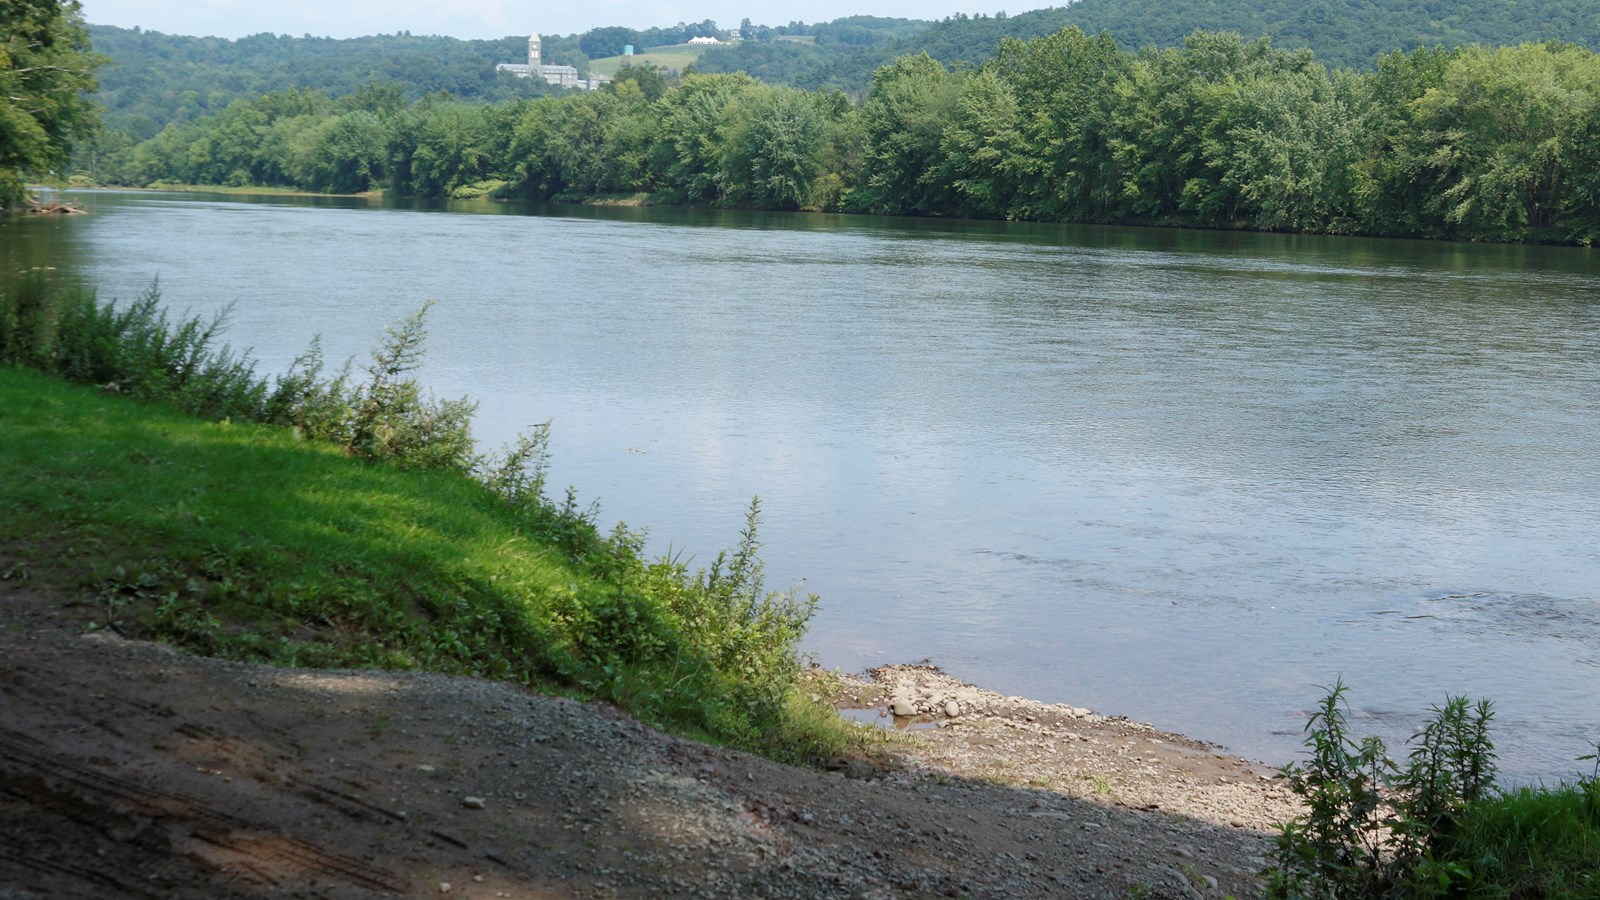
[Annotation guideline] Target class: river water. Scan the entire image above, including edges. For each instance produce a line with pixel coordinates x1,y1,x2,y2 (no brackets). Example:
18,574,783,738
6,190,1598,779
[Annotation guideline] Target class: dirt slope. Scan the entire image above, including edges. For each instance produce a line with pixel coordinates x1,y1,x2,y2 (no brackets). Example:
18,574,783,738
0,584,1298,898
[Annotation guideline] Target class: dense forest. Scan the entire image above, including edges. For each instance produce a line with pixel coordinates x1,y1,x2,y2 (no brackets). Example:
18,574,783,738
93,28,1600,245
691,0,1600,91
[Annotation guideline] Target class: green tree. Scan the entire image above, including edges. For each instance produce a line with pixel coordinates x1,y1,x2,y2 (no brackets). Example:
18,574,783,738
180,89,331,187
0,0,101,207
293,110,392,193
1109,32,1325,224
1349,46,1458,237
579,26,640,59
933,68,1022,218
650,72,759,203
391,101,493,197
1193,64,1364,231
544,91,631,197
607,64,670,102
720,85,831,209
1407,43,1600,241
993,27,1128,221
506,91,642,200
854,53,961,214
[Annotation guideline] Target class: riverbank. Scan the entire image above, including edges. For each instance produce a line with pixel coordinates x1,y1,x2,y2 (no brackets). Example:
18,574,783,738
0,580,1296,898
104,182,388,200
0,295,1296,895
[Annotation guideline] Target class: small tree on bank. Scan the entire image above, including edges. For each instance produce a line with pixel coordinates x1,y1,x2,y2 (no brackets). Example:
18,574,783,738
0,0,102,209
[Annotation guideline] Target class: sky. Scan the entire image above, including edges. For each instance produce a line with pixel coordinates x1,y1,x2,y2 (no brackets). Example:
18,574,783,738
77,0,1018,41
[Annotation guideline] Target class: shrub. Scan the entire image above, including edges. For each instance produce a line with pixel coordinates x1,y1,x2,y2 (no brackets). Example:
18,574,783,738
342,300,477,470
1269,682,1599,899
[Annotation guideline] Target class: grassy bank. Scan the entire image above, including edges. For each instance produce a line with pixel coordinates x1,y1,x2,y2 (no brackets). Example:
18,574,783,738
0,278,854,764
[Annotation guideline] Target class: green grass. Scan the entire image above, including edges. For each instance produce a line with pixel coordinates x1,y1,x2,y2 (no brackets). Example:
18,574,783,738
0,357,858,763
1,365,579,673
588,44,708,77
1441,781,1600,898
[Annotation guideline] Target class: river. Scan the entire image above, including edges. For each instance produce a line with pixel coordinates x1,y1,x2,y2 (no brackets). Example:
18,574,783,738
5,190,1598,779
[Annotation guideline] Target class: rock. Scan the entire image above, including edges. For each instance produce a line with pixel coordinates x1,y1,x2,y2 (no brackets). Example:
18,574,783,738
462,796,486,809
438,883,451,894
891,697,917,717
944,701,961,718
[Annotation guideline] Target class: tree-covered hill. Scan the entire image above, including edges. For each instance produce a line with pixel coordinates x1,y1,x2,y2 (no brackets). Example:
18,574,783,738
696,0,1600,91
1054,0,1600,68
688,16,929,84
88,26,574,140
88,19,934,140
83,0,1600,150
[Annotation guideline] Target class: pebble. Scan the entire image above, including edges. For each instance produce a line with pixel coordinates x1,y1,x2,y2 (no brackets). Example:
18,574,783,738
462,796,486,809
438,883,451,894
944,701,961,718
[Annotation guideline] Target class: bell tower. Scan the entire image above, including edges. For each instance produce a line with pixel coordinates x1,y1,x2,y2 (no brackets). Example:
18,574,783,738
529,33,541,68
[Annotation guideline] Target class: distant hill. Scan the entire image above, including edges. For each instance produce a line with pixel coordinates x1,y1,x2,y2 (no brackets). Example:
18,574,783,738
85,21,848,138
696,0,1600,91
88,26,573,139
87,0,1600,138
688,16,930,86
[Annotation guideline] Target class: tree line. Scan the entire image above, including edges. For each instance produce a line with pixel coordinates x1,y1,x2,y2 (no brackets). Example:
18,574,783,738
95,28,1600,244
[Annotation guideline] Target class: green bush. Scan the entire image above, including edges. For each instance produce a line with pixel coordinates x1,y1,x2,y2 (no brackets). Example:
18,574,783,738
1269,682,1600,899
0,277,478,471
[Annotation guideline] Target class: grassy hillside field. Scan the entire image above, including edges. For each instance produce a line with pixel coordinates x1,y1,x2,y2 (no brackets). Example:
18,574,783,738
588,43,708,77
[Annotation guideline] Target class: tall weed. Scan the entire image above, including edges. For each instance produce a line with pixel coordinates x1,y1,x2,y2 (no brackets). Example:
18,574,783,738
1267,683,1600,899
344,300,476,470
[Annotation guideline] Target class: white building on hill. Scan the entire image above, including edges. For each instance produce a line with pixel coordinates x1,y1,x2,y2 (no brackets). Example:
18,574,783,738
498,33,608,90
